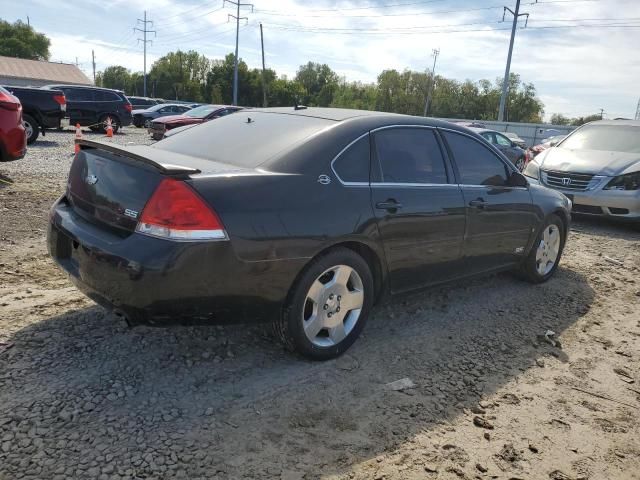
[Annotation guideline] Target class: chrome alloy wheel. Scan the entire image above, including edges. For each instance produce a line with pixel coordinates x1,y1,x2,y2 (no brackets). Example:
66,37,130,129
535,224,561,276
302,265,364,347
24,120,34,140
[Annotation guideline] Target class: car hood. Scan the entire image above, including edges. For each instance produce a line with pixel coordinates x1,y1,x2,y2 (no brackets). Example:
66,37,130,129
537,148,640,176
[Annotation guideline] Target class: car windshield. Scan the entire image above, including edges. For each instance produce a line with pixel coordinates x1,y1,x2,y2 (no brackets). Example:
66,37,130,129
559,125,640,153
184,105,217,118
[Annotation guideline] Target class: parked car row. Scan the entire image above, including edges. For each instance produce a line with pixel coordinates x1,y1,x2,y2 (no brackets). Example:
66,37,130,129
147,104,244,140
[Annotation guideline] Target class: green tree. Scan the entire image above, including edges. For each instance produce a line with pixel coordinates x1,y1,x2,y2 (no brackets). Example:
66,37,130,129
550,113,571,125
570,114,602,126
295,62,339,106
148,50,210,101
98,66,131,91
0,19,50,60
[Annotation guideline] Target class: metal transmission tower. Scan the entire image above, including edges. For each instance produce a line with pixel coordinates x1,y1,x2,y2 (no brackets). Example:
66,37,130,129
635,98,640,120
423,48,440,117
497,0,532,122
135,11,156,97
224,0,254,106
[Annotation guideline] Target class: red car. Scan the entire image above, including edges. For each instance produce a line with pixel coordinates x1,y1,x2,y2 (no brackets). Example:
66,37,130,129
0,86,26,161
148,104,243,140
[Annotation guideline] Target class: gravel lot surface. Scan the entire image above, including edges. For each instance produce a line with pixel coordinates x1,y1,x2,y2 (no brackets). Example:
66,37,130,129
1,128,639,479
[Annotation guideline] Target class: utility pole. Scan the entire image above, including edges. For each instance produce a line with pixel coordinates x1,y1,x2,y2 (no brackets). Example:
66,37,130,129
423,48,440,117
92,50,96,85
635,98,640,120
26,16,30,27
260,22,267,107
135,11,156,97
224,0,253,106
599,108,605,120
497,0,532,121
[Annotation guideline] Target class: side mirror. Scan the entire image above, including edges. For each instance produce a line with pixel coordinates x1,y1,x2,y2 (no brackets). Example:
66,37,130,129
508,171,529,187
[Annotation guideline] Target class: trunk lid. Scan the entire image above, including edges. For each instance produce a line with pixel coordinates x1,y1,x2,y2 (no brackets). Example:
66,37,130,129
66,140,251,234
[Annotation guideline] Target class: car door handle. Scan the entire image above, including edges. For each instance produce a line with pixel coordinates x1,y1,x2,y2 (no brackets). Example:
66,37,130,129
376,200,403,211
469,199,489,208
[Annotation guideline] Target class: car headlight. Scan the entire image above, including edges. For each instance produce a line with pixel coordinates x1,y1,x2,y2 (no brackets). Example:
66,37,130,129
604,172,640,191
523,160,540,180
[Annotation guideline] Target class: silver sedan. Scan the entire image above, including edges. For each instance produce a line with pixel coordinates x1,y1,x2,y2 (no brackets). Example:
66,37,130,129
523,120,640,223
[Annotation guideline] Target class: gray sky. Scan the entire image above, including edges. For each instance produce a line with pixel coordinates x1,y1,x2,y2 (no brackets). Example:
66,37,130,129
7,0,640,119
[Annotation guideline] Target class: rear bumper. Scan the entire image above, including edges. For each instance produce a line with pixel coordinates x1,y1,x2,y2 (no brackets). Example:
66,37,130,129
0,124,27,161
47,197,305,325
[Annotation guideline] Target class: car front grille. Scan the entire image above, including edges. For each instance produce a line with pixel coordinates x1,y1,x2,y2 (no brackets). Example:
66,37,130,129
541,170,595,191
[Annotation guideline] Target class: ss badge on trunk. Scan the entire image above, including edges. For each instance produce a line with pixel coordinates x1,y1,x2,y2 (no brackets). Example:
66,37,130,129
124,209,139,219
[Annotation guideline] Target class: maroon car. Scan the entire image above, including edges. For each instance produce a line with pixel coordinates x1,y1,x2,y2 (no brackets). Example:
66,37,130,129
0,86,26,161
148,104,243,140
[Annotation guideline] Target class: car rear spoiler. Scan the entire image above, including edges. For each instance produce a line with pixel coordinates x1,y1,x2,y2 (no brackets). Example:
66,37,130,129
76,139,201,175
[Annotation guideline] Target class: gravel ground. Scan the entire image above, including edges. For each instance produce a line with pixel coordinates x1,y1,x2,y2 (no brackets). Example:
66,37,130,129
1,129,639,480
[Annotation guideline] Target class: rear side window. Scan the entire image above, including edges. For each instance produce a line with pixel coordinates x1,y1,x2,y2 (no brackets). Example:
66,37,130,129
95,90,119,101
65,88,93,101
333,135,370,183
373,128,447,184
443,131,510,187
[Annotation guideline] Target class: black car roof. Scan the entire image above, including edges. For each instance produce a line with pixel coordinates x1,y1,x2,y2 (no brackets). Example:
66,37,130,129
154,107,476,171
43,84,124,93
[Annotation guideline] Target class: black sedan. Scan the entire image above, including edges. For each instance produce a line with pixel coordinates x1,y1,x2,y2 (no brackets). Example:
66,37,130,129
48,108,571,360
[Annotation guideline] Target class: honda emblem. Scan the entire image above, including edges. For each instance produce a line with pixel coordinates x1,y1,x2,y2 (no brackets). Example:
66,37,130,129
561,177,571,186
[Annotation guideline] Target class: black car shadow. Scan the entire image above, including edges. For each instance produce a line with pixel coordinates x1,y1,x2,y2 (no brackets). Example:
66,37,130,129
1,266,594,478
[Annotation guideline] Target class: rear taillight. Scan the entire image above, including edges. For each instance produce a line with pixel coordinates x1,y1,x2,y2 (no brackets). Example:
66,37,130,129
136,178,227,241
53,94,67,108
124,103,132,112
0,91,20,111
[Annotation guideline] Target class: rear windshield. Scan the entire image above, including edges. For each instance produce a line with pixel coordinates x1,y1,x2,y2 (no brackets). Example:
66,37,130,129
185,105,217,118
154,111,335,168
560,125,640,153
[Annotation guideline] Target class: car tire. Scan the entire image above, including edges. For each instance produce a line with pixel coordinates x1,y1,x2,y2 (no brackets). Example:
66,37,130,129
23,115,39,144
98,114,121,134
518,214,566,283
274,247,374,360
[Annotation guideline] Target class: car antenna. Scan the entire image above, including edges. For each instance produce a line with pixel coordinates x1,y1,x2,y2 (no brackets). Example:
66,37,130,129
293,98,307,111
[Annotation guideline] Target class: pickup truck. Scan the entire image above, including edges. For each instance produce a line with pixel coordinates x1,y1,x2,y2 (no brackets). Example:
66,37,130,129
2,86,66,144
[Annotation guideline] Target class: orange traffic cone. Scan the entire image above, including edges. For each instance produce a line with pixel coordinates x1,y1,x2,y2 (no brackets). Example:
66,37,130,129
106,116,113,137
74,123,82,154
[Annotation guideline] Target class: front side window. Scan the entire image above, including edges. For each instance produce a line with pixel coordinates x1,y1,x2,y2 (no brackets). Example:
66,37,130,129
373,128,448,184
495,133,512,147
333,135,370,183
443,131,510,187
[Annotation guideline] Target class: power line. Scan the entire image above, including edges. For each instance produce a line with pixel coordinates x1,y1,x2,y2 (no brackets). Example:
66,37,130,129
254,22,640,35
153,0,221,26
253,0,601,18
256,0,447,13
134,11,156,96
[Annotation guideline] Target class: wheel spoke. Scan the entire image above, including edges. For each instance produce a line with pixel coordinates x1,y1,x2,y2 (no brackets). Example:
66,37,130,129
543,227,550,244
329,322,346,344
304,313,324,339
306,279,325,304
341,289,364,311
332,265,353,288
